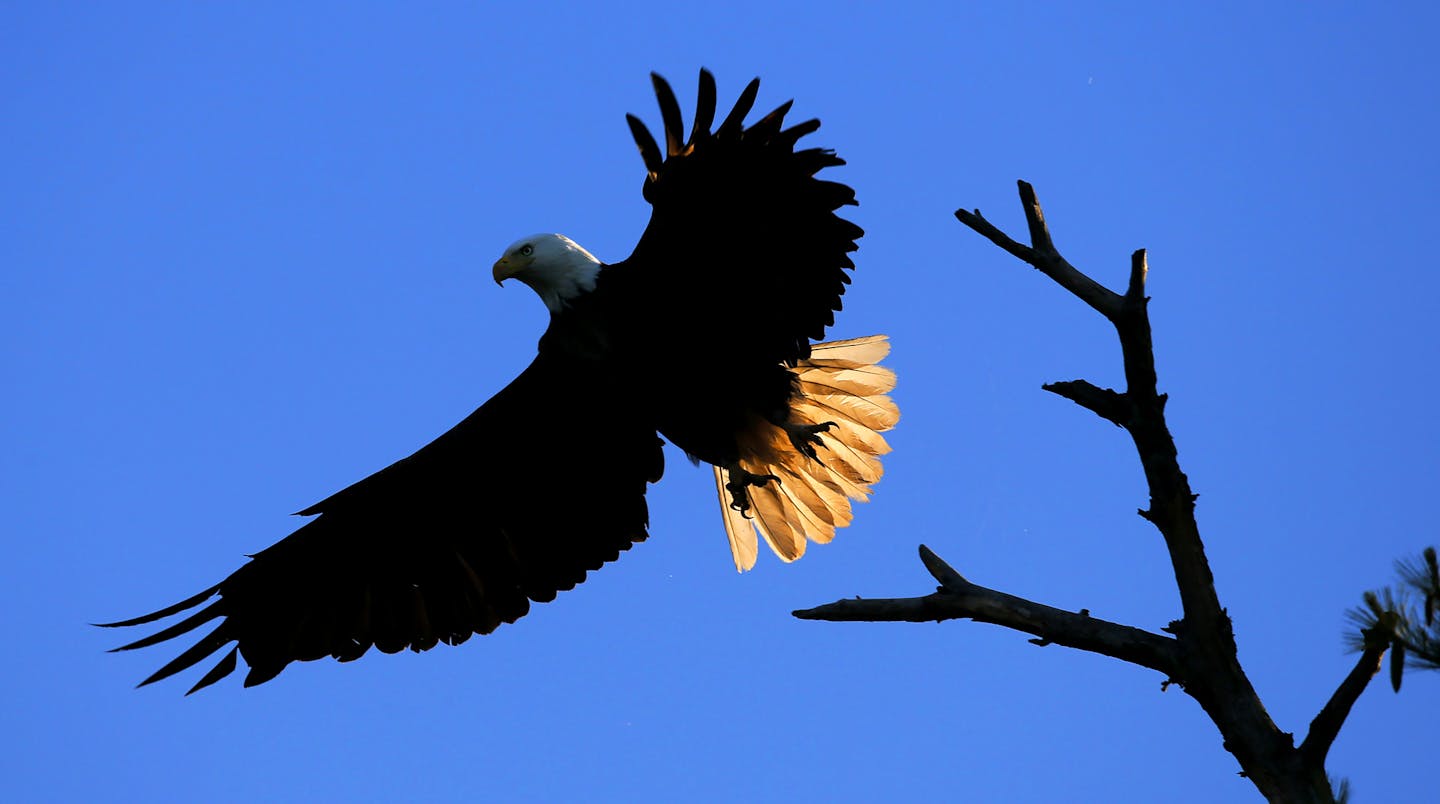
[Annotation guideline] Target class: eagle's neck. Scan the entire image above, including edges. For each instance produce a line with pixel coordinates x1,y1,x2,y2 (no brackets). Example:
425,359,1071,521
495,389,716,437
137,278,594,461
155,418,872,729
526,239,603,313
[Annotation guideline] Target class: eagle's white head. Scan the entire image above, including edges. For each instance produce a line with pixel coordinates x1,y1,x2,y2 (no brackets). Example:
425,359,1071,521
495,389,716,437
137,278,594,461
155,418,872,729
492,233,602,313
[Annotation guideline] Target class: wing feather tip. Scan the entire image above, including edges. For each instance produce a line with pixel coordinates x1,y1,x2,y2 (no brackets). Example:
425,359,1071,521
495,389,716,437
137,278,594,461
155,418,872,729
650,73,685,156
185,647,240,695
690,69,718,143
717,76,762,137
94,583,222,629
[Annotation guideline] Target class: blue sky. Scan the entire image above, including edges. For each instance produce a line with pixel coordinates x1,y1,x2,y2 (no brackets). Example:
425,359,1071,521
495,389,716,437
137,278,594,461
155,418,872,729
6,3,1438,801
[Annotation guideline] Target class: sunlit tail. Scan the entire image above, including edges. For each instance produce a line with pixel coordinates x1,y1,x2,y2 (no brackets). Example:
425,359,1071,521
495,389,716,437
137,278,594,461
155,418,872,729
715,335,899,571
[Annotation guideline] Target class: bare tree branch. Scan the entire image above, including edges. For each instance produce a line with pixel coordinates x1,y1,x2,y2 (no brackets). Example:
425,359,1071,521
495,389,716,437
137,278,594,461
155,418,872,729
1125,248,1148,302
1042,380,1129,427
795,546,1181,677
954,181,1123,318
1301,635,1389,767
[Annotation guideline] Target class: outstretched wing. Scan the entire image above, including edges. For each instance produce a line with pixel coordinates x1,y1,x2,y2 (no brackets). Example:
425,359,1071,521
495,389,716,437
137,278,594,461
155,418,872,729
100,353,663,692
612,69,862,368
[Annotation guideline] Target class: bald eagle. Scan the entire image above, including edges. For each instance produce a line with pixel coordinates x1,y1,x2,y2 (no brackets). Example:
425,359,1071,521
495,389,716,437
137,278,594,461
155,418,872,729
101,70,898,692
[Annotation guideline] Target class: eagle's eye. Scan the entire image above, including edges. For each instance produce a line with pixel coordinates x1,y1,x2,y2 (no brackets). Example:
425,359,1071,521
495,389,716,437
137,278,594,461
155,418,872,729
520,244,534,257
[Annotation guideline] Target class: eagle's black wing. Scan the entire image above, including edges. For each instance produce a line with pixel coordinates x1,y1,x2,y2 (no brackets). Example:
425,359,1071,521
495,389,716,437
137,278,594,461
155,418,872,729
100,353,662,692
608,69,863,369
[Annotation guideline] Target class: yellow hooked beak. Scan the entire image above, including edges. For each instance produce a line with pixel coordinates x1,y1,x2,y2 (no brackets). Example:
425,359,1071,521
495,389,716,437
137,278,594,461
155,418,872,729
492,257,520,286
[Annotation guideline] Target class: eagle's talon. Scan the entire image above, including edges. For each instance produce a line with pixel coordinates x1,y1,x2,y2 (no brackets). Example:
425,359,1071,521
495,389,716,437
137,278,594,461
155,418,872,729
724,465,780,516
784,421,836,460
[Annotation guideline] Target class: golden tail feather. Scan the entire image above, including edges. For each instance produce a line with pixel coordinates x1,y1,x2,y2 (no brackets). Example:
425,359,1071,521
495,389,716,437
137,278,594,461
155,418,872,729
715,335,899,571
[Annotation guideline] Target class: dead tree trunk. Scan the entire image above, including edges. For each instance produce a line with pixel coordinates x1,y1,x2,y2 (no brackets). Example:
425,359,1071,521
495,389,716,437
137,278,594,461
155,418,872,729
795,181,1387,803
